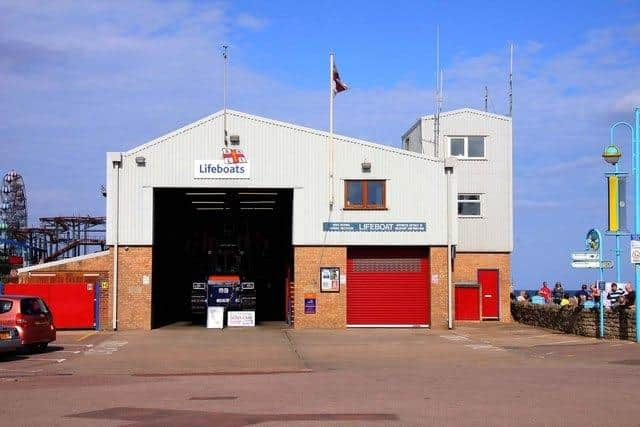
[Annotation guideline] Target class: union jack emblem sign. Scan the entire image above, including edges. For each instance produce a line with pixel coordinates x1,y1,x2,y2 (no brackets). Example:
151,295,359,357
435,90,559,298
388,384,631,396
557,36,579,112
222,148,247,164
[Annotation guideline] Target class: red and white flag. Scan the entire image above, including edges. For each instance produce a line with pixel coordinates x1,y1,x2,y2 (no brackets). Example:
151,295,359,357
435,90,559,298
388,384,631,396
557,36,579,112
222,148,246,164
332,62,348,95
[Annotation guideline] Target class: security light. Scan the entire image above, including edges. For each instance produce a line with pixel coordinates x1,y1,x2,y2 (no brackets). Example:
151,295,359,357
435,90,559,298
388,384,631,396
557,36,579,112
230,135,240,145
135,156,146,166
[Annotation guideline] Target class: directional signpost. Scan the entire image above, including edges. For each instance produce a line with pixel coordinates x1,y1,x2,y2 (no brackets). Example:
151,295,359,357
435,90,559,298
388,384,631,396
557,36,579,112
571,229,605,338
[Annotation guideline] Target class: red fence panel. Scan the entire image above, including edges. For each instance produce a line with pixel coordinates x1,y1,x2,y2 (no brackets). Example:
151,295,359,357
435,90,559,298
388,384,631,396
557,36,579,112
3,282,95,329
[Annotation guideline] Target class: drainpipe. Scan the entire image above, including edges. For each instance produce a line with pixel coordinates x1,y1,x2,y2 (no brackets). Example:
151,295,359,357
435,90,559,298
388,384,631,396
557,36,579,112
444,157,457,329
112,155,122,331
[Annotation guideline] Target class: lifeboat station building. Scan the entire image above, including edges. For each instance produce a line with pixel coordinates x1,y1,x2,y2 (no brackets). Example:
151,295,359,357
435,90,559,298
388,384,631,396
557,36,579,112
19,108,513,330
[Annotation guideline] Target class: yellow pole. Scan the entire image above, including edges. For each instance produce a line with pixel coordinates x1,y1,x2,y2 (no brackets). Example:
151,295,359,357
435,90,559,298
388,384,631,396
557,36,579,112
608,176,619,232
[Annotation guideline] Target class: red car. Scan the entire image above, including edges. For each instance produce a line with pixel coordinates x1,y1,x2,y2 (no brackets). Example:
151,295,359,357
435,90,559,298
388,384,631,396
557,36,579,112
0,296,56,351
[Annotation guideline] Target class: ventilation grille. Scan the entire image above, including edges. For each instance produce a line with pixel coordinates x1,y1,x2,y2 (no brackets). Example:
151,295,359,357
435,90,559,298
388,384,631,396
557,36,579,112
352,258,422,272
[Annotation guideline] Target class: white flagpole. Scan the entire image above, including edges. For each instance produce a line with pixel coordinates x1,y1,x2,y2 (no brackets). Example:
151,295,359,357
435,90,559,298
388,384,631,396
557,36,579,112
329,52,335,209
222,44,229,146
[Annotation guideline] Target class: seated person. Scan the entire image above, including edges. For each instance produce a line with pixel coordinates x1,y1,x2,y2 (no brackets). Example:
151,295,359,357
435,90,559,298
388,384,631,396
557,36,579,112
608,283,625,307
516,290,528,302
576,284,590,300
620,283,636,309
560,293,570,307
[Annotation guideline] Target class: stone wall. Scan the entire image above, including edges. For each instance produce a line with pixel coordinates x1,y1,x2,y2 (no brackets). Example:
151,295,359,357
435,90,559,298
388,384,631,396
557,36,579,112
511,302,637,341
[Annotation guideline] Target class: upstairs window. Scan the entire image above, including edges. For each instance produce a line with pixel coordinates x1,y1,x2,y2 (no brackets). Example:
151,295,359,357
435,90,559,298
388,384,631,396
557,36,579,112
449,136,485,159
345,180,386,210
458,194,482,217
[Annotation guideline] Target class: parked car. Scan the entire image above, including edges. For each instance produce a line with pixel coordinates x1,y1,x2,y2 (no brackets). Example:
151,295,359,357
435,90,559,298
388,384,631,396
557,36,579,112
0,326,21,354
0,296,56,351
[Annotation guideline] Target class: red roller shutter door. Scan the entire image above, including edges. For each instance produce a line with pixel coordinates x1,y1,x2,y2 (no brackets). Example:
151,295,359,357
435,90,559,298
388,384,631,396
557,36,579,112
347,247,429,326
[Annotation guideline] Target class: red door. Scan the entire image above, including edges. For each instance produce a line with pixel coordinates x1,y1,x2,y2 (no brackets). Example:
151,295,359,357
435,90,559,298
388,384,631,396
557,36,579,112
455,286,480,321
478,270,499,319
347,247,429,326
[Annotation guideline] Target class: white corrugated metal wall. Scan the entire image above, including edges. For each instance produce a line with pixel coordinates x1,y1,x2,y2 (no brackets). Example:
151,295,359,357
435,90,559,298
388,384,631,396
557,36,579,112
106,110,456,247
105,108,512,252
421,109,513,252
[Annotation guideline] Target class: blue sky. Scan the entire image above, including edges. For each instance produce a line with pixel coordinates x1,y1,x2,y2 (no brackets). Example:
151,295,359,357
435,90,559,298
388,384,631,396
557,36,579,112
1,0,639,289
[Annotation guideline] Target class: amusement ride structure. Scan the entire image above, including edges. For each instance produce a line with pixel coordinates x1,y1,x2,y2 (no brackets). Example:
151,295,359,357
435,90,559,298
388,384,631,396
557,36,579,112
0,170,105,278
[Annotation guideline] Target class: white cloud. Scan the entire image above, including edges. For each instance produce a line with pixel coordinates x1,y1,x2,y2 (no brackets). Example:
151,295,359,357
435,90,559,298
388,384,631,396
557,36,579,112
235,13,267,31
515,200,563,209
614,89,640,113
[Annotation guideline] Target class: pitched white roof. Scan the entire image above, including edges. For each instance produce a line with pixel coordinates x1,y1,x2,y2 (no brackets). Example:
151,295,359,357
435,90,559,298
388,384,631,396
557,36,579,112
123,109,441,162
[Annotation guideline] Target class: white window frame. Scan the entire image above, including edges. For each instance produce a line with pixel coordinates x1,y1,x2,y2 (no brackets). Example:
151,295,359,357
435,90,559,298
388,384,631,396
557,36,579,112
448,136,486,159
458,193,483,218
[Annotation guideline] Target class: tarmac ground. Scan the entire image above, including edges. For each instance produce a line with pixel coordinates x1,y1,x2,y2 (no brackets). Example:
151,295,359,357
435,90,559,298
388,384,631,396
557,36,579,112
2,321,640,426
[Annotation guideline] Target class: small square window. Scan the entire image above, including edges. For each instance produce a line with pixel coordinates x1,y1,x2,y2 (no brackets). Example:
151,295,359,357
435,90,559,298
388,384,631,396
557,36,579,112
458,194,482,216
468,137,485,157
345,180,386,210
450,138,465,157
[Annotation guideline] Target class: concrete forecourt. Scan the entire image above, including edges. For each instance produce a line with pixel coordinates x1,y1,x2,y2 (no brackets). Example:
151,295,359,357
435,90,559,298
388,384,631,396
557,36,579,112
1,323,640,426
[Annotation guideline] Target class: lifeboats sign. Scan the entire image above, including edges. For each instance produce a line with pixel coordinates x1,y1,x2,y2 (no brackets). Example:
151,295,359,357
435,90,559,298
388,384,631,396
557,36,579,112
323,222,427,232
195,148,250,179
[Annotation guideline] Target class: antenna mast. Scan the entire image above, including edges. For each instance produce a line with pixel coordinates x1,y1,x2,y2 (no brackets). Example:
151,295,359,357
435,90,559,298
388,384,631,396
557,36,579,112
222,44,229,145
434,26,444,157
508,43,513,117
484,86,489,112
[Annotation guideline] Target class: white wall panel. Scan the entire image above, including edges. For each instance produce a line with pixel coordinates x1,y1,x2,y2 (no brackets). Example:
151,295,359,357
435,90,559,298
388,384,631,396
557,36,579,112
106,109,510,251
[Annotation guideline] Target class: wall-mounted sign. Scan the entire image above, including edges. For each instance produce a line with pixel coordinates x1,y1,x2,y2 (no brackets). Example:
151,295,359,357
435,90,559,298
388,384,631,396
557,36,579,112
304,293,316,314
320,267,340,292
631,239,640,264
323,222,426,232
194,148,250,179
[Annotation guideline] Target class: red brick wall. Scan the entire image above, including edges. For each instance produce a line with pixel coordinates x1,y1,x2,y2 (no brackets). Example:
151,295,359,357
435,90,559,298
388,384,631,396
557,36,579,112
113,246,152,330
453,252,512,323
293,246,347,328
430,247,512,328
429,247,450,329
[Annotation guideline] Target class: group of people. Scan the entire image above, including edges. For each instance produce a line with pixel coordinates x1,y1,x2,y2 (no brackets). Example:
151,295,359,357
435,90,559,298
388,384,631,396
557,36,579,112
514,281,636,309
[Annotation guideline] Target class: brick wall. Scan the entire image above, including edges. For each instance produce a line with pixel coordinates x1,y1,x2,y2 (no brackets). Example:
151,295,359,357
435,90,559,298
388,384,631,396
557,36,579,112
429,248,512,328
453,252,512,323
114,246,152,330
512,302,637,341
429,247,449,329
17,251,112,330
293,246,346,328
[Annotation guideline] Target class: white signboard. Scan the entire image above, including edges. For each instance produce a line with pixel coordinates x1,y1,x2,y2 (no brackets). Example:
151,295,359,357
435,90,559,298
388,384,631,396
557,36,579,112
194,160,250,179
631,240,640,264
227,311,255,327
571,260,602,269
206,306,225,329
571,260,613,269
571,251,599,261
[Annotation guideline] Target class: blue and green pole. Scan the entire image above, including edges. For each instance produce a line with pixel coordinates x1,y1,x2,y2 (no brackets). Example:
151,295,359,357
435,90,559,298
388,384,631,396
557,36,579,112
608,106,640,342
594,228,605,338
636,107,640,344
